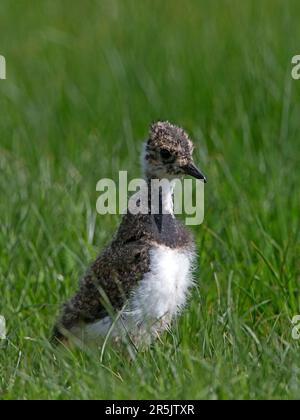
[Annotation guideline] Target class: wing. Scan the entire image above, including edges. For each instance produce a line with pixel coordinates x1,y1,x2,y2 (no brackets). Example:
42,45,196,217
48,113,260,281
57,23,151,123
56,239,151,332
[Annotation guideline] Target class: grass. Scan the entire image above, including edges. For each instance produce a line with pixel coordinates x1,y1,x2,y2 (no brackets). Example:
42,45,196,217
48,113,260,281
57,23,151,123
1,0,300,400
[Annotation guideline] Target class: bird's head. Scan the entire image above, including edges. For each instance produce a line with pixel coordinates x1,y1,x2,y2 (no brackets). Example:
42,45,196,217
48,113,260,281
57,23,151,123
142,121,207,182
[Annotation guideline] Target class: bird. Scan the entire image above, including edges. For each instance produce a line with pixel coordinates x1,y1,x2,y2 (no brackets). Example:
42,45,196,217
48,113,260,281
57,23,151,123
52,121,206,347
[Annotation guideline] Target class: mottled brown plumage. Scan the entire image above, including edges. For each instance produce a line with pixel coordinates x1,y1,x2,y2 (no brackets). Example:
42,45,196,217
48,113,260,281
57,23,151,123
52,121,206,345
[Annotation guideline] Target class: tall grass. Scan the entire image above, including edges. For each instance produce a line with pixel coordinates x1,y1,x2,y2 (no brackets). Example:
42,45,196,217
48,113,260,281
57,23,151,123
0,0,300,399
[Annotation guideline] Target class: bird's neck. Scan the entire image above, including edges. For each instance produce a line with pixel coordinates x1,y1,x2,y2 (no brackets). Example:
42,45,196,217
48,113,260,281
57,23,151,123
146,177,175,216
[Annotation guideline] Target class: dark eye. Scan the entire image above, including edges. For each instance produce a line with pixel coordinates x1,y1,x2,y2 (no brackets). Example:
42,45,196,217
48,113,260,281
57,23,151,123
160,149,172,160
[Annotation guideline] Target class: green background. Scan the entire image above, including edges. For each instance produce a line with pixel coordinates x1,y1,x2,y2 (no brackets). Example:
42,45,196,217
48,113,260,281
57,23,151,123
0,0,300,399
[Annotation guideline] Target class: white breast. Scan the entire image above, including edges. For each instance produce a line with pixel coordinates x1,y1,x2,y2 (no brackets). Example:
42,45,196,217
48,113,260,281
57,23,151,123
129,245,194,324
79,245,195,344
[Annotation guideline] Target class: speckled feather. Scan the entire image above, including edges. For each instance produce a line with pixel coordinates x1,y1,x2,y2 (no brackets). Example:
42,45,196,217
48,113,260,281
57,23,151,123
53,121,200,344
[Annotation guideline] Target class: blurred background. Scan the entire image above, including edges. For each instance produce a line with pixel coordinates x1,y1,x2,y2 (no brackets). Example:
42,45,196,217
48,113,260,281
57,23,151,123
0,0,300,399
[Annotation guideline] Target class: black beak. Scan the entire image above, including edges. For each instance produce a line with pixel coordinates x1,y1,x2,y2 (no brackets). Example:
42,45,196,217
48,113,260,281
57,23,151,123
182,163,207,183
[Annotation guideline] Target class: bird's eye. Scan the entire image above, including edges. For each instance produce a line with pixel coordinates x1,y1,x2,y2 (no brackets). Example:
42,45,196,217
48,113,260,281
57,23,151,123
160,149,172,160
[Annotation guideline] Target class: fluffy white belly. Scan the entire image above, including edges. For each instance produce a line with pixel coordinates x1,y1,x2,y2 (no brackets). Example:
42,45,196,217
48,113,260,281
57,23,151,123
80,245,195,343
129,245,194,322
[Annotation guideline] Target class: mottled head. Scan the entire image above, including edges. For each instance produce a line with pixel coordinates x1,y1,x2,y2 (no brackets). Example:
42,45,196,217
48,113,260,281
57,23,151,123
142,121,206,182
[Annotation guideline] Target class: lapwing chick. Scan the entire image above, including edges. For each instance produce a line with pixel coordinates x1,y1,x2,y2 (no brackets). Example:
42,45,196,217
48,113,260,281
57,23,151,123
53,121,206,347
